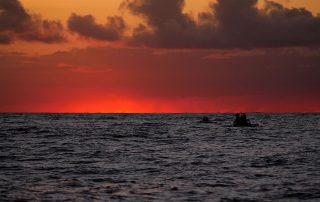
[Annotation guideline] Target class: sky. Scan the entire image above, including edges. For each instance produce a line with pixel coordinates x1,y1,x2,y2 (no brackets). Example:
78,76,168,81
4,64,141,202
1,0,320,112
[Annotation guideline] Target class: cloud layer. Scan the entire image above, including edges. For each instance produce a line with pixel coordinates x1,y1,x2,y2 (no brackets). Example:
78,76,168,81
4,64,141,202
122,0,320,48
1,46,320,112
0,0,65,44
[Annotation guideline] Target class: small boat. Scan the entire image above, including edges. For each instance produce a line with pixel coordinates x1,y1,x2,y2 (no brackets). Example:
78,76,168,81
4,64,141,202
233,121,258,127
199,116,212,123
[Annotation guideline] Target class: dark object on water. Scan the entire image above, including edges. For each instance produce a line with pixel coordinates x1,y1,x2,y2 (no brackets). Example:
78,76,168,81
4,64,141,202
199,116,212,123
233,113,257,127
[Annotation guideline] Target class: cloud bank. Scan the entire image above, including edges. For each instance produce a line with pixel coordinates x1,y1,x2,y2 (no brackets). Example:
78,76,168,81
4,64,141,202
0,0,65,44
121,0,320,49
2,0,320,49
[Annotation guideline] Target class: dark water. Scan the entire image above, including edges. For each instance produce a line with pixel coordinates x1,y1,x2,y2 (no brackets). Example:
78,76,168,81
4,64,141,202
1,113,320,201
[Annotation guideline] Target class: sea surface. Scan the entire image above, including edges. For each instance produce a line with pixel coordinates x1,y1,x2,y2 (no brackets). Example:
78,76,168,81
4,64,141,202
0,113,320,201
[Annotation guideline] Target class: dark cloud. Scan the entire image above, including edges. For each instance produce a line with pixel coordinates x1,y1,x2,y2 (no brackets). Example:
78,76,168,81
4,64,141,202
20,19,65,43
68,14,126,41
123,0,192,28
0,33,12,44
122,0,198,47
122,0,320,49
0,0,30,32
0,0,65,44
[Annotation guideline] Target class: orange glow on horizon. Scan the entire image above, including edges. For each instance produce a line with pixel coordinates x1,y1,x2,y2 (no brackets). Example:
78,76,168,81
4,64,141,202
1,96,319,113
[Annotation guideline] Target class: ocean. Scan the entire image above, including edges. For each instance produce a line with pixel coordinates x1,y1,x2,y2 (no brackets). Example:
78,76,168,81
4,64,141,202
0,113,320,201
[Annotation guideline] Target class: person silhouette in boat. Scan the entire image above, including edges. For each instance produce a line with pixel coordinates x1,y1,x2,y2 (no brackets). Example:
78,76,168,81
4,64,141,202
200,116,212,123
241,113,247,124
235,113,240,123
234,113,250,126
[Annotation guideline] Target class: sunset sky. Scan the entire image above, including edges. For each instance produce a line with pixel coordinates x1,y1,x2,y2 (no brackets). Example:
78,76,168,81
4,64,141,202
1,0,320,112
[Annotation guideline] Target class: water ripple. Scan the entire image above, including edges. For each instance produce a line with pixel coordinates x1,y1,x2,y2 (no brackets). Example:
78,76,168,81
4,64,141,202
0,113,320,201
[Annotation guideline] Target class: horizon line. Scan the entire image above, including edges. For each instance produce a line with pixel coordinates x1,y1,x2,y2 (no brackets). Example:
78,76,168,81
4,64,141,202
1,111,319,114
